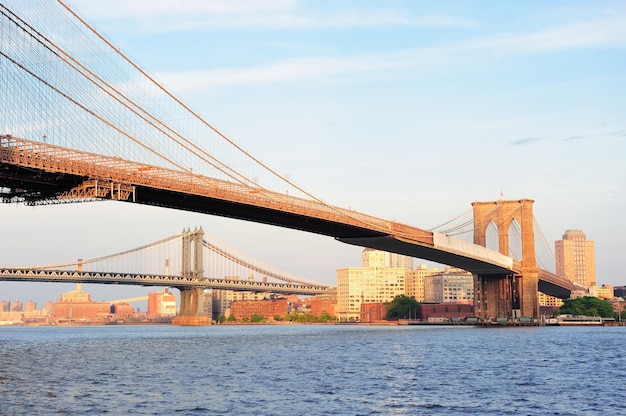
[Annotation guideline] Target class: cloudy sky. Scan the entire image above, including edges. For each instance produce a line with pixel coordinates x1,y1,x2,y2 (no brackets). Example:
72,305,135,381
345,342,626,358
1,0,625,307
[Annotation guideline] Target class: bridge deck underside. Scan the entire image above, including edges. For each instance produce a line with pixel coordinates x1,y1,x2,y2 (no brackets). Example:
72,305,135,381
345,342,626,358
135,185,389,240
0,162,83,201
338,236,513,274
538,280,572,300
0,163,387,239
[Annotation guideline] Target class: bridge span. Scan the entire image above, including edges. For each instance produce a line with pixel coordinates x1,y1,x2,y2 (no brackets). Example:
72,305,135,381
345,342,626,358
0,135,576,317
0,268,328,296
0,2,577,322
0,136,534,276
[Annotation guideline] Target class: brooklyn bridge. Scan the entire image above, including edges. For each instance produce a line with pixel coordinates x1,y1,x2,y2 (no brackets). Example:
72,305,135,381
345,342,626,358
0,1,576,324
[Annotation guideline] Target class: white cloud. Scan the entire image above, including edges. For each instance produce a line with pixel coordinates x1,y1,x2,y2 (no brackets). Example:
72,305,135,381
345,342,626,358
152,12,626,92
465,15,626,55
68,0,476,32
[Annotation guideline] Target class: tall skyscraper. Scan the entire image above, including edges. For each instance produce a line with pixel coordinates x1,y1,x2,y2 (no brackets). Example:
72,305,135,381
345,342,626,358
555,229,596,288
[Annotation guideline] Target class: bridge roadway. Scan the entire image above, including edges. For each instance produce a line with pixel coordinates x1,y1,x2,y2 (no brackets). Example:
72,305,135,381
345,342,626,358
0,268,329,295
0,135,576,298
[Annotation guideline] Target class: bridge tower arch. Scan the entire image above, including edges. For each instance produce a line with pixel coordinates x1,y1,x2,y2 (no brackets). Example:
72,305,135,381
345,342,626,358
172,227,212,326
472,199,539,320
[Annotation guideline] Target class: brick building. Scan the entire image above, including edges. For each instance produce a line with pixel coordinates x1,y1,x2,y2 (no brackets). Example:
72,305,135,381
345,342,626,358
360,302,387,322
419,303,474,320
229,298,289,321
147,289,177,316
310,297,337,317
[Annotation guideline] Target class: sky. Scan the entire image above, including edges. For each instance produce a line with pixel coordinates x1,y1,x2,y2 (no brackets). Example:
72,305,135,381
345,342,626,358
1,0,625,308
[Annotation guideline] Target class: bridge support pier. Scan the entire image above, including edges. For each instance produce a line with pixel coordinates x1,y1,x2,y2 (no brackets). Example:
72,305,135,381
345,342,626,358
472,199,540,320
172,287,211,326
474,273,525,319
474,272,538,320
172,227,211,326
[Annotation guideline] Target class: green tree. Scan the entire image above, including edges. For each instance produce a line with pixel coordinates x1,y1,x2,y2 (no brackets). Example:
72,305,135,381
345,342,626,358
226,314,236,322
559,296,614,318
217,315,226,324
385,295,420,320
250,314,265,323
318,310,336,323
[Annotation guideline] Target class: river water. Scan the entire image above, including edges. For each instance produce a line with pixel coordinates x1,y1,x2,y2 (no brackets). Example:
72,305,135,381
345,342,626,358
0,324,624,415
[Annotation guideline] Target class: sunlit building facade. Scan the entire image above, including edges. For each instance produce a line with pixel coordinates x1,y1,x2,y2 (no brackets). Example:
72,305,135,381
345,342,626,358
147,289,177,316
555,229,596,288
337,249,408,321
538,292,564,307
423,267,473,304
212,276,271,319
405,264,441,302
361,248,413,270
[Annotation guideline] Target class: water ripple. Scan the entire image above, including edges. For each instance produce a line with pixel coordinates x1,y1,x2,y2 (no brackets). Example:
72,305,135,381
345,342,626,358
0,325,624,415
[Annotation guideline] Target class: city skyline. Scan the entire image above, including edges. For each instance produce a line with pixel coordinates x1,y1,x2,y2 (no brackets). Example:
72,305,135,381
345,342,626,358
1,0,625,305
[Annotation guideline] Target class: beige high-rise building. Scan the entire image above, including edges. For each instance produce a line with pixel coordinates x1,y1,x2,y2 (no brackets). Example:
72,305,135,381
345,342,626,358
405,264,440,302
555,229,596,288
361,248,413,270
336,249,408,321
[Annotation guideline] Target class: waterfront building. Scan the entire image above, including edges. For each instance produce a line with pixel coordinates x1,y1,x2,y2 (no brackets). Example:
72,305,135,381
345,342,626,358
212,276,271,319
310,289,337,317
336,249,407,321
360,302,388,322
51,284,142,322
423,267,473,304
229,298,289,321
25,300,36,312
11,299,22,312
0,300,9,312
555,229,596,288
420,303,474,321
51,284,111,321
591,284,614,300
147,288,177,316
111,303,134,315
538,292,564,307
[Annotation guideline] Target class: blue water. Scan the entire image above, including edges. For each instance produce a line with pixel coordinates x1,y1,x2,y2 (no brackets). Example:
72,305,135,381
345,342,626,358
0,324,624,415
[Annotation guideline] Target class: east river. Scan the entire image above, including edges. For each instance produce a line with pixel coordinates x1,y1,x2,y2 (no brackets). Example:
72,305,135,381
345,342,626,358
0,324,624,415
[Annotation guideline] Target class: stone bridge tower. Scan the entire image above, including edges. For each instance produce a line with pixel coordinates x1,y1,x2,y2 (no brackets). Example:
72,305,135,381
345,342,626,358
472,199,539,319
172,227,212,326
